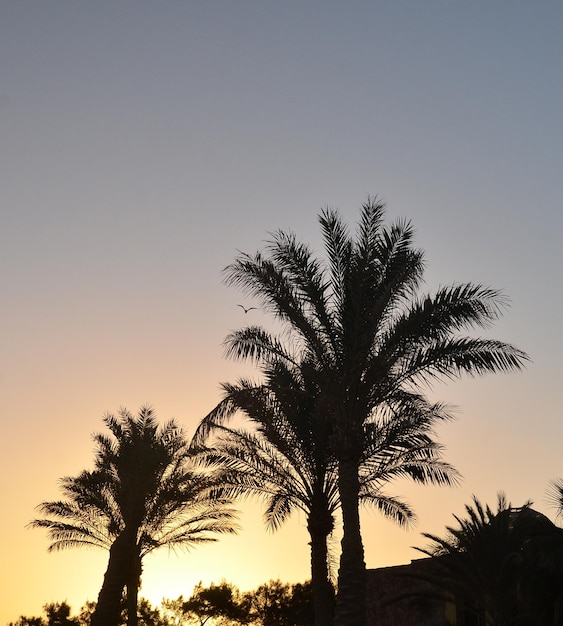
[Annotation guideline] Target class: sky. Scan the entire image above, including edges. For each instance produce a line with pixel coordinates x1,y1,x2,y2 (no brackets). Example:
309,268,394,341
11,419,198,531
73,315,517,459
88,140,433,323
1,1,563,622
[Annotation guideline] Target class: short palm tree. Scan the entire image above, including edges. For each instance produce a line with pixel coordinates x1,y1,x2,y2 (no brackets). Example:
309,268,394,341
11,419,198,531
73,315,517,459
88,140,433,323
417,493,563,625
30,406,238,626
194,358,459,626
221,198,528,625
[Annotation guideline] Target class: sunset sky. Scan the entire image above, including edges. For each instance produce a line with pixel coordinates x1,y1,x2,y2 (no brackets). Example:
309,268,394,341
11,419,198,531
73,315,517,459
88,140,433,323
2,1,563,623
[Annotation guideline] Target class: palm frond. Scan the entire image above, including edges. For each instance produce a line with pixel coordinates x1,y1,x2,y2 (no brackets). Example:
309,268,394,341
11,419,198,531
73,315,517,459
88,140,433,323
319,207,352,320
360,491,416,528
398,337,528,386
546,479,563,522
224,326,296,365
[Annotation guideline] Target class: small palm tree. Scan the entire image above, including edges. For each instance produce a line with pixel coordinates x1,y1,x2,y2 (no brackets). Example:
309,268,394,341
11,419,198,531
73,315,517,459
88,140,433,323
221,198,528,625
417,493,563,626
194,359,459,626
30,406,238,626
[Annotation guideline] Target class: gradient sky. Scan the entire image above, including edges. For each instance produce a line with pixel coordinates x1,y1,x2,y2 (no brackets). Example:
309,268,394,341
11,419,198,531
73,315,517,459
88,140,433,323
2,1,563,623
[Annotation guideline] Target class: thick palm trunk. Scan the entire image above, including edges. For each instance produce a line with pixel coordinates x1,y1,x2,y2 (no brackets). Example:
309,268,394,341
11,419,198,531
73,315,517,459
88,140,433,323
308,510,335,626
334,455,366,626
92,530,136,626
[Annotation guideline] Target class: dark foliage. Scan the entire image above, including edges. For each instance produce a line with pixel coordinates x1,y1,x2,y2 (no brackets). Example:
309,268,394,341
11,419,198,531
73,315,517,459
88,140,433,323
416,493,563,626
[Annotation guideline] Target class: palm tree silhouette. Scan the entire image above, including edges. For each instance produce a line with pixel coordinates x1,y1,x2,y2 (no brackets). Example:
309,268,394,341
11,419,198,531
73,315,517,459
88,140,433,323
194,357,459,625
417,493,563,625
30,406,238,626
220,198,528,625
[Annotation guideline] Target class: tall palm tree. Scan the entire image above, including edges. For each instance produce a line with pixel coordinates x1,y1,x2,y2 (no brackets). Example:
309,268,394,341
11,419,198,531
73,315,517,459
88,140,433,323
194,358,459,626
30,406,238,626
220,198,528,625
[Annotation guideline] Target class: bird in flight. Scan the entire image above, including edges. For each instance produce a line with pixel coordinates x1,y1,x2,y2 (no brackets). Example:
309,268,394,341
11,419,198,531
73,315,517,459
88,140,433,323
238,304,257,314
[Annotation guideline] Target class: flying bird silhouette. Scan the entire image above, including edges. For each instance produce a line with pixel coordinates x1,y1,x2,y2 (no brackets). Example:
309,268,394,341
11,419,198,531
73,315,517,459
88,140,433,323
237,304,257,314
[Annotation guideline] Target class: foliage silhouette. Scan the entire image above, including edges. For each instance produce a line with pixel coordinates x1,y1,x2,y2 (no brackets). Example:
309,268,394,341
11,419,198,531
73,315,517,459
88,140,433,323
219,198,528,625
8,617,46,626
8,602,79,626
8,599,168,626
30,407,238,626
246,579,314,626
416,493,563,625
162,580,250,625
43,603,80,626
161,579,314,625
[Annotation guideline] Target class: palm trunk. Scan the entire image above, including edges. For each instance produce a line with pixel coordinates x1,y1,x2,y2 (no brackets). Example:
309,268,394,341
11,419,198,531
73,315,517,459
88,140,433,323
334,455,366,626
126,553,141,626
92,530,136,626
126,581,138,626
308,506,335,626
